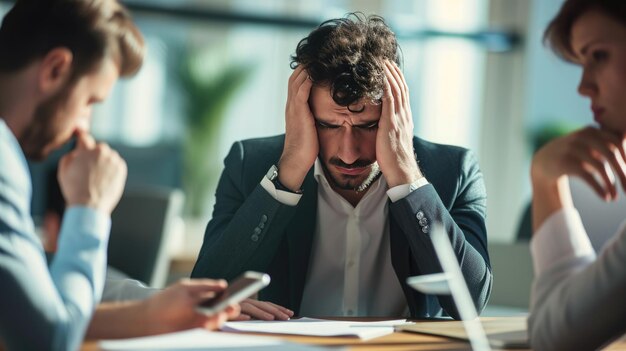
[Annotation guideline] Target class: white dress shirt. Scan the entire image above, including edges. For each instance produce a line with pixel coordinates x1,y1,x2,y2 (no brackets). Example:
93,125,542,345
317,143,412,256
261,159,428,316
102,267,159,302
528,206,626,350
530,207,596,277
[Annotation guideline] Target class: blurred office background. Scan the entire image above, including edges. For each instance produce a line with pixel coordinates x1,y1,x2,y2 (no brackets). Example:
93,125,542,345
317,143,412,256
1,0,603,313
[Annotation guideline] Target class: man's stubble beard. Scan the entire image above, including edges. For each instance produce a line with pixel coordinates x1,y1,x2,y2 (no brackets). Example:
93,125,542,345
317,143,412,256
321,159,382,193
19,84,72,161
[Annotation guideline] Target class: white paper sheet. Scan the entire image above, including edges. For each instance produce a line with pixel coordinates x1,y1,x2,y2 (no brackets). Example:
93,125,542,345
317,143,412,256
98,328,282,350
222,318,407,341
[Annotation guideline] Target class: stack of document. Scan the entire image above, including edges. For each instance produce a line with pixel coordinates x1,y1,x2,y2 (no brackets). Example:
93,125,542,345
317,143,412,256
223,317,408,341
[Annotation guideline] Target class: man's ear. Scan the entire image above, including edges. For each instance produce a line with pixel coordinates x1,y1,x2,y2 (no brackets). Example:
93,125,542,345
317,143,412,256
38,48,73,95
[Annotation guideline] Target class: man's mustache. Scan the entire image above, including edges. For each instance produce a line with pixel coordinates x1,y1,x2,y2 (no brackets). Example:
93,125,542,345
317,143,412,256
328,157,375,169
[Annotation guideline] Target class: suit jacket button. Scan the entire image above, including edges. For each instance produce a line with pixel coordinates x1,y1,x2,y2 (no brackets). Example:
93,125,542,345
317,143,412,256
253,227,262,235
421,225,429,234
419,218,428,226
261,215,268,223
416,211,424,220
251,234,259,242
259,222,265,229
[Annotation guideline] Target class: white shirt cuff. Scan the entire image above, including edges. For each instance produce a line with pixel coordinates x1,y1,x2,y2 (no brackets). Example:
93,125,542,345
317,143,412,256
260,176,302,206
530,207,596,277
387,177,429,203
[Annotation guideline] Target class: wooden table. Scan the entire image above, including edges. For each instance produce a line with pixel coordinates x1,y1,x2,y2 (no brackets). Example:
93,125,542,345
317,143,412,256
81,317,626,351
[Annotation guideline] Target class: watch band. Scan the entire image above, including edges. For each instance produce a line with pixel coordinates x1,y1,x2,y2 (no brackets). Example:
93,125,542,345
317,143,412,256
266,164,303,194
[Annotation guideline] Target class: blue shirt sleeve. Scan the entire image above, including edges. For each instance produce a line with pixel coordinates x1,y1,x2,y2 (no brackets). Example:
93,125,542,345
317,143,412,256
0,206,110,351
0,120,110,351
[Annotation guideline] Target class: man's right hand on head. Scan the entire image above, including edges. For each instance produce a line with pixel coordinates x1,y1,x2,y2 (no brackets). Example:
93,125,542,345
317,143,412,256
279,65,318,192
57,131,127,215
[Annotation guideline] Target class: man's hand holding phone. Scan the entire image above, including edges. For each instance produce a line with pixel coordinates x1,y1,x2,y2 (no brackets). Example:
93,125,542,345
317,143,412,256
197,271,272,318
141,279,240,334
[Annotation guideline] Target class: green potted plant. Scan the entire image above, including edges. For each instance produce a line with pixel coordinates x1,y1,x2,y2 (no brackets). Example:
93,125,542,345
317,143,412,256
179,49,252,217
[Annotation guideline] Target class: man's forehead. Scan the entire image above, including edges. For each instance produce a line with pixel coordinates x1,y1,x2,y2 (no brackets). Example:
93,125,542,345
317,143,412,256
310,85,381,119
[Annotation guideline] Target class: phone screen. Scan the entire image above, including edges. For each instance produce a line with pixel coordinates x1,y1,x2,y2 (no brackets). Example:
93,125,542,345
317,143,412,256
197,271,270,315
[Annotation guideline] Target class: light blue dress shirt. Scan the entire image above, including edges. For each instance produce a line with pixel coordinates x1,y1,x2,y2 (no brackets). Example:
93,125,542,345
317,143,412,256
0,119,111,351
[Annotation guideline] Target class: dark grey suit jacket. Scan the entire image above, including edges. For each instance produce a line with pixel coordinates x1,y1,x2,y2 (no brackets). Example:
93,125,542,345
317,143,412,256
191,135,492,319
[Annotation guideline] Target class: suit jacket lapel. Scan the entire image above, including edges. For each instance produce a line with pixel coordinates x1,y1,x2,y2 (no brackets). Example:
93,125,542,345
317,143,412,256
286,168,318,313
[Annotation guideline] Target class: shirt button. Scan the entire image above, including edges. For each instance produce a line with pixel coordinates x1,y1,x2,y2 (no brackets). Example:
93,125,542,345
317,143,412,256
347,309,354,315
416,211,424,220
261,215,268,223
347,261,355,268
253,227,262,235
251,234,259,242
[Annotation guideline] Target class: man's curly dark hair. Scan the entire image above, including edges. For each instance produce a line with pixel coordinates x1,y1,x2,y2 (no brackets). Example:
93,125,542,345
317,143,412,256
290,13,400,112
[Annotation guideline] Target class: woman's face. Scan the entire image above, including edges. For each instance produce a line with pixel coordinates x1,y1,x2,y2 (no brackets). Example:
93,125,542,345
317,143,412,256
571,10,626,134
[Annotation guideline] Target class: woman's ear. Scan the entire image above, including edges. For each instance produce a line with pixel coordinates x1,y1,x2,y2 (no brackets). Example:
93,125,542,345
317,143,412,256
38,47,73,95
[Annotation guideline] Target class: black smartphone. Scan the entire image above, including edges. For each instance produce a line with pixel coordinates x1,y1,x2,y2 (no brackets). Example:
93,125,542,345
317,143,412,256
196,271,271,315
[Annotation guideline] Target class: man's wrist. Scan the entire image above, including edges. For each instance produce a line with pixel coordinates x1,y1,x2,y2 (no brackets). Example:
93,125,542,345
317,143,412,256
385,167,423,188
276,156,308,192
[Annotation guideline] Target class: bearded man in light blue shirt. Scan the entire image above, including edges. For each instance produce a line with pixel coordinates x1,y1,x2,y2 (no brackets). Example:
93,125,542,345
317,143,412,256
0,1,238,350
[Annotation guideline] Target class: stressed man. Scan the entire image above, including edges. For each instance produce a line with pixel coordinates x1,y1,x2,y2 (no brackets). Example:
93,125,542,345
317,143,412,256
0,1,236,350
192,14,492,320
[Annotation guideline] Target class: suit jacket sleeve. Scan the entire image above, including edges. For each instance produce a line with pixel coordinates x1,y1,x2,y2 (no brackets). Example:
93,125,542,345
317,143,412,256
528,209,626,351
191,141,299,280
389,148,492,319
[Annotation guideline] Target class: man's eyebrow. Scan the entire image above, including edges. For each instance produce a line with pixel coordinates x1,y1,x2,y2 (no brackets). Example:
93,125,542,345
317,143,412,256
314,117,338,124
354,120,379,127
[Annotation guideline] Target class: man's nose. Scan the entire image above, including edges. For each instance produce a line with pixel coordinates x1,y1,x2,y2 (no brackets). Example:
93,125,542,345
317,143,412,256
337,127,361,165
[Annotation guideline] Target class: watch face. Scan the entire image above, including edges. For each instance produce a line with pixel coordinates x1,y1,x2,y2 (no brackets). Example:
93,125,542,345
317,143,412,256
267,165,279,180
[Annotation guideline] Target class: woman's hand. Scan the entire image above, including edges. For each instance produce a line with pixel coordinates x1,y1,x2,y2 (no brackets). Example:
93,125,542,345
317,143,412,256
531,126,626,230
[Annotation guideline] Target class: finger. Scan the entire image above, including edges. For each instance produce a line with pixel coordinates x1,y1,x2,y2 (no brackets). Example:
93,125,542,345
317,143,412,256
391,61,410,106
75,130,96,150
58,153,72,172
245,300,290,320
180,278,227,288
201,311,230,331
295,73,313,104
240,301,276,320
573,136,620,195
288,66,309,102
385,60,405,107
179,279,228,297
592,131,626,191
288,64,305,85
598,126,626,166
381,68,395,120
96,142,111,154
571,144,617,198
390,61,408,89
232,313,252,321
224,304,241,319
383,61,402,113
574,166,613,201
292,67,309,92
265,301,294,317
